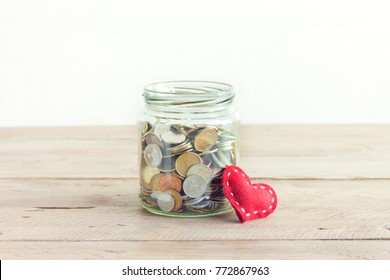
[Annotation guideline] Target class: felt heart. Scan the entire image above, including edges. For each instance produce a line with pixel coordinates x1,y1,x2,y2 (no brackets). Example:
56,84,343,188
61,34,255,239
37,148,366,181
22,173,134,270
222,166,278,223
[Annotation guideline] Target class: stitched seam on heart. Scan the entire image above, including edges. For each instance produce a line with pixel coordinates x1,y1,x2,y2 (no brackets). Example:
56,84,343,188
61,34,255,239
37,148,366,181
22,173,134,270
225,167,273,216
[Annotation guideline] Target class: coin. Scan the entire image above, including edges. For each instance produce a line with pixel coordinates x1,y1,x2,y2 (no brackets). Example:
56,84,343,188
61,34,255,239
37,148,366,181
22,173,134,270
169,140,193,154
187,163,212,183
142,166,160,184
161,130,186,145
159,173,182,192
175,152,202,177
171,124,189,136
194,127,218,152
183,174,207,198
140,123,237,215
219,131,236,140
217,149,233,166
211,152,226,168
145,132,164,148
166,189,182,211
153,123,172,136
150,174,162,192
157,192,175,212
184,195,209,206
189,199,212,209
142,121,151,135
144,143,162,167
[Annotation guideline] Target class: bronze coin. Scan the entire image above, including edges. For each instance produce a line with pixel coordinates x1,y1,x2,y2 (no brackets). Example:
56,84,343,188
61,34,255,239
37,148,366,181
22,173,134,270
175,151,202,177
150,174,162,192
194,127,218,152
159,173,182,192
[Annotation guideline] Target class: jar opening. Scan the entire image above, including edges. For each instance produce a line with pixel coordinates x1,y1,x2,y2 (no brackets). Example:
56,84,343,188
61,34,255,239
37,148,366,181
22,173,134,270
143,81,234,109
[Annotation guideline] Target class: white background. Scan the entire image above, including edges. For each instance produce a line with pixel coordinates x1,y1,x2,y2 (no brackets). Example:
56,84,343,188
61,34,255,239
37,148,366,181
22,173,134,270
1,0,390,127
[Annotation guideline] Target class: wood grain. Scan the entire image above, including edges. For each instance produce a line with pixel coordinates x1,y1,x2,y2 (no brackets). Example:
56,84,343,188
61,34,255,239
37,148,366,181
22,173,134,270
1,240,388,260
0,125,389,259
1,125,390,179
0,179,389,241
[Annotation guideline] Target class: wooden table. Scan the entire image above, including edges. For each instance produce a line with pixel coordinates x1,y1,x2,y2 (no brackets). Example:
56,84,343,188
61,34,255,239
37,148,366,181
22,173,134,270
0,125,389,259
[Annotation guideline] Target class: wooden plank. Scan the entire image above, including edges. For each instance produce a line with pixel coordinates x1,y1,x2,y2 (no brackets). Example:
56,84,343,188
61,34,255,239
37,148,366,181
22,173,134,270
0,240,388,259
2,125,390,157
1,179,389,241
2,125,390,158
241,155,390,180
1,125,390,149
1,145,390,180
0,139,137,178
0,126,135,140
240,124,390,157
1,125,390,179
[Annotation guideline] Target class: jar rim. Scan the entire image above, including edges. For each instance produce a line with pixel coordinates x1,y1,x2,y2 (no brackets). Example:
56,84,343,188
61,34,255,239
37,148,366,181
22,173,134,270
142,81,236,120
144,80,233,96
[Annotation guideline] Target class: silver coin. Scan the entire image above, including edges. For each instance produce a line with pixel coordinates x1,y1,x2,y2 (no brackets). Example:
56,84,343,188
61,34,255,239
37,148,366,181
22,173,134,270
184,195,210,206
157,192,175,212
183,174,207,198
153,123,172,136
150,192,160,199
190,199,212,209
211,152,226,168
187,163,212,183
145,132,164,148
217,150,233,166
161,130,186,145
144,143,162,167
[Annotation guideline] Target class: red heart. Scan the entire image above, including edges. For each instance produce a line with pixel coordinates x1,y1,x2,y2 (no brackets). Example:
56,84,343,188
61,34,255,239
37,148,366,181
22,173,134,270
222,166,278,223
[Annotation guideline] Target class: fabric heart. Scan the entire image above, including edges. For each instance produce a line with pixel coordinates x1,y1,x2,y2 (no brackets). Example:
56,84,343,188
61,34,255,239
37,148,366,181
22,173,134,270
222,165,278,223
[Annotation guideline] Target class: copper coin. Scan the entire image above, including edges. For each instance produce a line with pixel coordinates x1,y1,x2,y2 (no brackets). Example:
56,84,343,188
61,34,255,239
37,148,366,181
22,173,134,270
194,127,218,152
175,151,202,177
159,173,182,192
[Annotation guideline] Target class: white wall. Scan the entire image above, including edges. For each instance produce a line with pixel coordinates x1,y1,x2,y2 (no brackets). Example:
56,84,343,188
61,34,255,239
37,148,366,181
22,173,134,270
1,0,390,127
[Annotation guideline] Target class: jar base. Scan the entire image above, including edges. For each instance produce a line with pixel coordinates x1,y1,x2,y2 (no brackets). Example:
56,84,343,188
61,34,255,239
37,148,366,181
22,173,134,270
140,200,233,218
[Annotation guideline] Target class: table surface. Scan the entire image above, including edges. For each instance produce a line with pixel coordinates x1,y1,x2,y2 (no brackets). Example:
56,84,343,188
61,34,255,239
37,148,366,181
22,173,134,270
0,125,389,259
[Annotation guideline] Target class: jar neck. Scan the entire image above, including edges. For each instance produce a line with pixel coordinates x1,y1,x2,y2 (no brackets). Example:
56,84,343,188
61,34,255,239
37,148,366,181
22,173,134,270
143,81,235,117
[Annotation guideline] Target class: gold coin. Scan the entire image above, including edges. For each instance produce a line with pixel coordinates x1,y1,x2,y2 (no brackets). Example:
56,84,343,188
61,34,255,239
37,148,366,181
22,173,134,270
175,151,202,177
142,166,160,184
150,174,162,192
166,189,183,212
194,127,218,152
159,173,182,192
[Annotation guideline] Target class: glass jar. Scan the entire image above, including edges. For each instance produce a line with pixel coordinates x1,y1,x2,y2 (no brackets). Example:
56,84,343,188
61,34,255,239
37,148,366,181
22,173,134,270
137,81,239,217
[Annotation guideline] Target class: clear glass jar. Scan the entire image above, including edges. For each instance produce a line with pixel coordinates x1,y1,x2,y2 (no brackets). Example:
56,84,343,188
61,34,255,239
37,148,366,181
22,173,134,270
137,81,239,217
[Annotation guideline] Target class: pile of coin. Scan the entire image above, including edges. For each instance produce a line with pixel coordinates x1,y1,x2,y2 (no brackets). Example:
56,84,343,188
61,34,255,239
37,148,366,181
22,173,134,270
139,122,237,216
